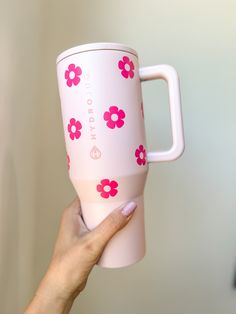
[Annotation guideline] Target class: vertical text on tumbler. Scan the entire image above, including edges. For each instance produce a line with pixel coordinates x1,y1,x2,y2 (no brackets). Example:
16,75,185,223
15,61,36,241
84,72,96,140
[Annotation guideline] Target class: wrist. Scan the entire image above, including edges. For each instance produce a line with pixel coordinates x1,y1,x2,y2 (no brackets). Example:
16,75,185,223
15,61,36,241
24,272,75,314
38,269,76,305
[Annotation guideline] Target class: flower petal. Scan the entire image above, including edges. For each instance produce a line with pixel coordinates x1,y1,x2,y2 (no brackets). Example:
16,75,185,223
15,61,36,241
107,120,116,129
66,79,72,87
101,191,109,199
109,106,118,113
101,179,110,186
129,70,134,78
118,109,125,119
123,56,129,63
96,184,103,192
73,76,80,86
137,157,142,165
74,131,81,139
69,133,75,140
68,63,75,71
110,180,118,188
110,188,118,197
130,61,134,70
135,149,140,157
70,118,76,124
121,70,129,78
116,119,124,128
65,70,69,79
118,60,124,70
104,112,111,122
75,66,82,75
75,120,82,130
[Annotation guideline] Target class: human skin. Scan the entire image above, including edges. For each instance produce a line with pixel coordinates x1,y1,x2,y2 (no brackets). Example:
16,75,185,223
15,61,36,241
24,197,137,314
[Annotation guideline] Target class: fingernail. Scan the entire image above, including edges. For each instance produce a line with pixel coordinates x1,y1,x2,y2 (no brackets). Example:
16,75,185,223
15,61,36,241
121,201,137,217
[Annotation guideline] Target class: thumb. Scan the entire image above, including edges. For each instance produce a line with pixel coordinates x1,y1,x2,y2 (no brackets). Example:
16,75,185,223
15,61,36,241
88,201,137,252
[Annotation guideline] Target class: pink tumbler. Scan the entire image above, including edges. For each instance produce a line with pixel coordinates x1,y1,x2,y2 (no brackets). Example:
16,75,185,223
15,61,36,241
56,42,184,268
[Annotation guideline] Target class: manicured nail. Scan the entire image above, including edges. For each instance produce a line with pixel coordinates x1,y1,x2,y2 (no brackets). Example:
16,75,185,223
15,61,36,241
121,201,137,217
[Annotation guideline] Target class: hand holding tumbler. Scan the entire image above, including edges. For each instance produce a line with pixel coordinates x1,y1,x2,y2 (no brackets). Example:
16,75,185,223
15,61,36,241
56,42,184,268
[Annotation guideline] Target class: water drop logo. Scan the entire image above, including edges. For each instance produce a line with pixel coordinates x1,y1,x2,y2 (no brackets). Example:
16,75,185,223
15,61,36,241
90,146,102,160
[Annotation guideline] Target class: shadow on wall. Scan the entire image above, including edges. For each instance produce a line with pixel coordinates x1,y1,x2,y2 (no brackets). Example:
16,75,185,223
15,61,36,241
0,151,19,313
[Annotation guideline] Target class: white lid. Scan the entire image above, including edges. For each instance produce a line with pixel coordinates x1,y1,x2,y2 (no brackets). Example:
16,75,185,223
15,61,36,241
56,42,138,64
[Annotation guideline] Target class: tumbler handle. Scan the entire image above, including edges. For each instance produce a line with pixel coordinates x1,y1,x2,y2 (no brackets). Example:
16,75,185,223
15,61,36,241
139,64,184,162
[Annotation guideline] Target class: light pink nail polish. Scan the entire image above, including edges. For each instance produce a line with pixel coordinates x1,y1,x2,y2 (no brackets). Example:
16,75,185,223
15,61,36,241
121,201,137,217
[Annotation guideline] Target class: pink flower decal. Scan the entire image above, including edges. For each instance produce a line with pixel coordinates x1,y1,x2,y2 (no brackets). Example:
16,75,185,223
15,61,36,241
118,56,135,79
96,179,118,199
67,118,82,140
65,63,82,87
103,106,126,129
67,154,70,170
135,144,147,166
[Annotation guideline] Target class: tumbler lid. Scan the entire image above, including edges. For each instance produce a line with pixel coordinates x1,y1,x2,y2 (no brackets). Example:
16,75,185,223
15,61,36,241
56,42,138,64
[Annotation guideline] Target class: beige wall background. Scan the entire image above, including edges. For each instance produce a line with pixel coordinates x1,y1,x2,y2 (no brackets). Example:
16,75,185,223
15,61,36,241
1,0,236,313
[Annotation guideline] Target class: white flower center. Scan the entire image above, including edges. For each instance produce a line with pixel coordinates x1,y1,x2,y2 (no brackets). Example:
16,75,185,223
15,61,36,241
124,63,130,71
111,113,119,121
71,125,77,133
139,152,144,159
69,71,76,80
104,185,111,192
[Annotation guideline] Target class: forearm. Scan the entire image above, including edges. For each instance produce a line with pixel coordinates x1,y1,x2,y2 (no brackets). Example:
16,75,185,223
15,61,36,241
24,294,73,314
24,273,75,314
